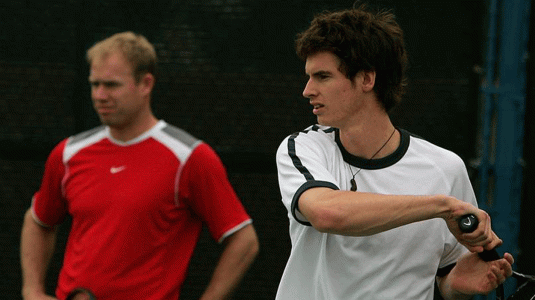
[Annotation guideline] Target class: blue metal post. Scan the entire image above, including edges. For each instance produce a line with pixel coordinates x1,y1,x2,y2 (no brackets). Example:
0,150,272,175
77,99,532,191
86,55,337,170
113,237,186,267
476,0,531,298
477,0,499,215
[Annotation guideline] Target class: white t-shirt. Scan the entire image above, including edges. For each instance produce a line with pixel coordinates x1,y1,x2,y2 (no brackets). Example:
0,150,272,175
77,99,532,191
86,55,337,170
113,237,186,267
275,125,475,300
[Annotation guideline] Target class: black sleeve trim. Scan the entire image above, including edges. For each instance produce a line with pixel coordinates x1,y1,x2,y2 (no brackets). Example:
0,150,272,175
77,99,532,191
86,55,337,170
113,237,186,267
288,132,315,181
436,263,456,277
291,180,339,226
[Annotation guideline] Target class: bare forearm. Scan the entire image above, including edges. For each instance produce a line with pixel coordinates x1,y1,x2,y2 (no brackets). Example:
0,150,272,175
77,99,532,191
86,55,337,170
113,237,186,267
20,209,57,298
200,224,259,300
299,188,499,253
300,188,456,236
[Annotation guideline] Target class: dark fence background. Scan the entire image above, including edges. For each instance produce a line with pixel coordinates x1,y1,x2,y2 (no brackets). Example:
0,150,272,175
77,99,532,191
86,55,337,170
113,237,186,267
1,0,533,299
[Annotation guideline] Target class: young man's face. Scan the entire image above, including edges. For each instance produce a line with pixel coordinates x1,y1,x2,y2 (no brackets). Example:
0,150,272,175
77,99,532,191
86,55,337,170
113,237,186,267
88,51,151,130
303,51,364,129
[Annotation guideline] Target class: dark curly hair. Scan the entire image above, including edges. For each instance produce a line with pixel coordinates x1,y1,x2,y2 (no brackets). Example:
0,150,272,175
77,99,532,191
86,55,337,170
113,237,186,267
296,4,408,112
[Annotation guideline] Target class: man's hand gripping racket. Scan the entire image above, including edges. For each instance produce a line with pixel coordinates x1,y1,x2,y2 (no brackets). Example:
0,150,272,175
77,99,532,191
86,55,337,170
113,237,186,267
459,214,535,300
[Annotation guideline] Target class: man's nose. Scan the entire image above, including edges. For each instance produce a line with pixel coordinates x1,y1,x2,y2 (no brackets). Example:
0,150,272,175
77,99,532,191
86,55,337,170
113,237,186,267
92,85,107,100
302,79,316,98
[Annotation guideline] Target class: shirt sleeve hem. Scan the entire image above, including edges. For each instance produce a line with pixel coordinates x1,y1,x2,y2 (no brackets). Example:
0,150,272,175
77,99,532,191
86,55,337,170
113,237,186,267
436,263,456,277
218,219,253,244
30,199,54,228
291,180,339,226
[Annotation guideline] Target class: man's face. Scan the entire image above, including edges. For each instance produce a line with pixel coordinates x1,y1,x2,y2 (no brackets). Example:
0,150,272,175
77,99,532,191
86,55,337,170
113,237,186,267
89,52,150,129
303,52,364,129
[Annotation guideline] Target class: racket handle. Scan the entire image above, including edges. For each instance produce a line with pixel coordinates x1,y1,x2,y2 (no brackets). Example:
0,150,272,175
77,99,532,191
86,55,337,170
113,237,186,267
458,214,478,233
458,214,501,262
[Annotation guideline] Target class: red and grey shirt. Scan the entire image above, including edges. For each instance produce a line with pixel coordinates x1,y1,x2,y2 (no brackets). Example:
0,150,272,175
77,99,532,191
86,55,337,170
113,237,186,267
32,120,252,300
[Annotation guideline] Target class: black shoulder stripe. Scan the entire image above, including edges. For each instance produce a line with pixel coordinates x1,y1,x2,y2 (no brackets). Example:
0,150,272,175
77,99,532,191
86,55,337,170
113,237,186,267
288,131,314,181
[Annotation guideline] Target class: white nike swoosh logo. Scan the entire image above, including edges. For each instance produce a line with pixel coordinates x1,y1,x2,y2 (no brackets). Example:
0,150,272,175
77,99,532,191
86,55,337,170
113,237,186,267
110,166,126,174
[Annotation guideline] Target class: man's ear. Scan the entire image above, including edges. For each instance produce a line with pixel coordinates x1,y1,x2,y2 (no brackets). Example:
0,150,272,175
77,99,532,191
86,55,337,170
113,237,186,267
139,72,155,96
361,70,376,92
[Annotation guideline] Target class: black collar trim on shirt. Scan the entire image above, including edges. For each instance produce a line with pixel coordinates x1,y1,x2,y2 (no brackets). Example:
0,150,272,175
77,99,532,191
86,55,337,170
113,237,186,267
335,128,410,170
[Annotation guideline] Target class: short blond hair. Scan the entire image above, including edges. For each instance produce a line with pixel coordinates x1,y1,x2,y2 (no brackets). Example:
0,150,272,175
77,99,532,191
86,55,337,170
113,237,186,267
86,31,157,82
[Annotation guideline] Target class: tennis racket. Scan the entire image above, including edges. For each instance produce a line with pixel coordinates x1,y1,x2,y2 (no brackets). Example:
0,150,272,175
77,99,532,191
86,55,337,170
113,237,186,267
459,214,535,300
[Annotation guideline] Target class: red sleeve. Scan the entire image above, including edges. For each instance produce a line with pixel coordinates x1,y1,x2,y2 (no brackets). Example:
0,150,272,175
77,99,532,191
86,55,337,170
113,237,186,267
179,143,251,242
32,139,68,227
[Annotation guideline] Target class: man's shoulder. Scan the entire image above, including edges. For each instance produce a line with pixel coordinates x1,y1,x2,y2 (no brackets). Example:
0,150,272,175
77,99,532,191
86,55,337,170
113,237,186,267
282,124,336,143
277,125,337,159
62,126,108,162
407,132,460,158
156,122,201,149
67,125,107,146
151,121,205,163
405,130,465,169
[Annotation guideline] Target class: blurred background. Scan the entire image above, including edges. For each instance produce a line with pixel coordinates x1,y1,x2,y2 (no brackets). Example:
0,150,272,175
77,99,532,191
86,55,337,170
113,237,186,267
0,0,533,299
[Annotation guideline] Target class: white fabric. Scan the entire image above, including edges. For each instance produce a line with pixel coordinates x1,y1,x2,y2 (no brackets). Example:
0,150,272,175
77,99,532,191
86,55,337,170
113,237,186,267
275,125,475,300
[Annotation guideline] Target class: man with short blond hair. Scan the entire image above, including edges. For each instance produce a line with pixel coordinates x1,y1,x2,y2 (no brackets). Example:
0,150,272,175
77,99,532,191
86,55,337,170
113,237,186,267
21,31,259,300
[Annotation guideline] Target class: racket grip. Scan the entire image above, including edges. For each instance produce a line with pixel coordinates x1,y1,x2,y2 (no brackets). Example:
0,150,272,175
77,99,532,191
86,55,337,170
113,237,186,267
458,214,501,262
458,214,478,233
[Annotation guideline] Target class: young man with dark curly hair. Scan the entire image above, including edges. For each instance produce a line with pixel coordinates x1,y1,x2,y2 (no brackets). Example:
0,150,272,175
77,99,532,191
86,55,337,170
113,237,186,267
275,5,513,299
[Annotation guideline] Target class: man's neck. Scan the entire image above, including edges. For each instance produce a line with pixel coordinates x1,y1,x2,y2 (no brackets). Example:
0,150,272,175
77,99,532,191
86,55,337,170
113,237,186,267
109,114,159,142
338,113,399,160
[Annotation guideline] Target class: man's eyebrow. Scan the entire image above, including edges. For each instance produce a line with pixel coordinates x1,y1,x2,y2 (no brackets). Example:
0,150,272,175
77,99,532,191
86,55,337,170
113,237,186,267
88,78,117,83
88,79,121,87
308,70,332,77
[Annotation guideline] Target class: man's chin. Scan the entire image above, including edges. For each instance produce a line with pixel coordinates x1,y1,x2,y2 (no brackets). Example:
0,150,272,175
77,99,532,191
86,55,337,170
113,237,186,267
316,118,330,127
98,117,111,126
98,117,119,127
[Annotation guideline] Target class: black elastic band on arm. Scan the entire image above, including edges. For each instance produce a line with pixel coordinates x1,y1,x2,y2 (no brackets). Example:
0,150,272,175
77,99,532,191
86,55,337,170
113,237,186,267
291,180,339,226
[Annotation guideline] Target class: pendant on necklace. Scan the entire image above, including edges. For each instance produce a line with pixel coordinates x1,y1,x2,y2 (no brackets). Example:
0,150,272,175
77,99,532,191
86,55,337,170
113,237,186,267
347,127,397,193
350,178,357,191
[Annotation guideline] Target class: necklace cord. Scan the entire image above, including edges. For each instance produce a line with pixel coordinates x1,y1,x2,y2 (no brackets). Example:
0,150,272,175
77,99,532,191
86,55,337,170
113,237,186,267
350,128,396,191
